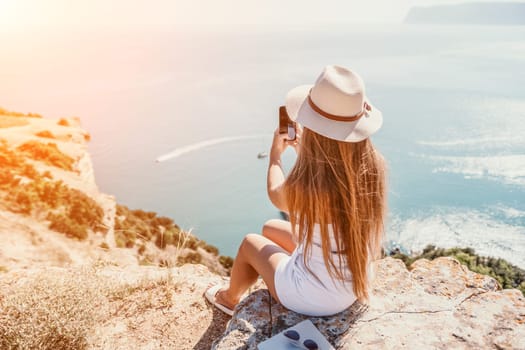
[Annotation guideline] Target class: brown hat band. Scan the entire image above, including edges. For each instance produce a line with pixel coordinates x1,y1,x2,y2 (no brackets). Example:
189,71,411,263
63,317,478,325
307,93,370,122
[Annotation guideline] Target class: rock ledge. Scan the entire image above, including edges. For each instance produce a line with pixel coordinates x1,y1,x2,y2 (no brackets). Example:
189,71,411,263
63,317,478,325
213,257,525,349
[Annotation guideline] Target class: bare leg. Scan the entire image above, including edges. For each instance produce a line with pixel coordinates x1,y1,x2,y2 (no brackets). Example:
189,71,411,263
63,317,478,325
215,233,290,309
262,219,297,253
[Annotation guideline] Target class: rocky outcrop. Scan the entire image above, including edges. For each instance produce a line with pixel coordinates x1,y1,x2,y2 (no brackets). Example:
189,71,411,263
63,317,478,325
213,257,525,349
0,115,118,268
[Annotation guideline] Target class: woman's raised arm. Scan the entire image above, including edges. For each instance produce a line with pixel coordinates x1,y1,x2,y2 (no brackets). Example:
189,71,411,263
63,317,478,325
266,128,296,212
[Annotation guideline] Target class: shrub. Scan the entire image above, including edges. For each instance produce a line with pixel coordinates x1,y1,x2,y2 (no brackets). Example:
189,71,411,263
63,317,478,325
0,140,24,168
57,118,70,126
35,130,56,139
0,140,104,241
17,141,75,171
219,255,234,272
21,163,39,180
67,188,104,230
177,252,202,265
0,169,19,187
114,203,228,273
154,216,174,227
11,189,34,214
200,243,219,255
47,212,88,240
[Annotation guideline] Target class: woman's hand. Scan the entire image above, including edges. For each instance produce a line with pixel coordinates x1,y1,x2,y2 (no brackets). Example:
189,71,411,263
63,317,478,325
291,124,303,154
270,126,302,159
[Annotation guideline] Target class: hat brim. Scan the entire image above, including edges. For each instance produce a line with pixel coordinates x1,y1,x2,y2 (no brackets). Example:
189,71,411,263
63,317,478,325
285,85,383,142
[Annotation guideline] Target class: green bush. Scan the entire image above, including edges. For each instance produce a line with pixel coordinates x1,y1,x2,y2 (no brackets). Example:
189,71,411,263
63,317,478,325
114,204,231,274
17,141,74,171
67,188,104,230
35,130,56,139
47,212,88,240
57,118,70,126
219,256,234,272
389,245,525,296
12,189,34,214
0,169,19,187
21,163,39,180
0,140,24,169
200,242,219,255
177,252,202,265
116,205,184,249
0,140,104,242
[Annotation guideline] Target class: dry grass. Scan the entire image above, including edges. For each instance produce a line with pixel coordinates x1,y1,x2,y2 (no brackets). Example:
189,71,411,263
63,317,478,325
0,268,105,350
0,265,189,350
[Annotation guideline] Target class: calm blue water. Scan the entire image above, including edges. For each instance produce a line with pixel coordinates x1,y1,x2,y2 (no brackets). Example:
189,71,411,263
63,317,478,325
2,24,524,266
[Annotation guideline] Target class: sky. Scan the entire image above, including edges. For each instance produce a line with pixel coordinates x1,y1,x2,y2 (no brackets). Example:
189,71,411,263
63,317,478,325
0,0,523,32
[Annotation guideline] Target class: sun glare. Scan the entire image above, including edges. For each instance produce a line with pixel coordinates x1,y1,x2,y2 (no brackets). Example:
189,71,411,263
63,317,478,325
0,1,17,25
0,0,34,30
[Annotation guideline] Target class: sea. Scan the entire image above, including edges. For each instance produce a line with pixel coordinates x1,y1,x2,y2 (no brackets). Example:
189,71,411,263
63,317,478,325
1,24,524,266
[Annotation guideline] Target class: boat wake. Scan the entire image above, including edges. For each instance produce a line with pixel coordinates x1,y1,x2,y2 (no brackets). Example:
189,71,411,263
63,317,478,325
156,134,270,162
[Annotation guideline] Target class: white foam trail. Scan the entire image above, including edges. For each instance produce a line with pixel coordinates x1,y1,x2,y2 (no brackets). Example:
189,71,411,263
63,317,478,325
156,134,270,162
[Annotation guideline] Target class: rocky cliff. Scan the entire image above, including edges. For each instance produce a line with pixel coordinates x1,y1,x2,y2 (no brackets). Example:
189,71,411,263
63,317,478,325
0,113,120,269
1,257,523,349
214,257,525,349
0,111,524,349
0,110,228,273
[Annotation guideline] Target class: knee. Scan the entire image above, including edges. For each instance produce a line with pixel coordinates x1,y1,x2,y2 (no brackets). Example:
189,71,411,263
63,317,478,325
239,233,259,252
262,219,283,237
262,219,290,238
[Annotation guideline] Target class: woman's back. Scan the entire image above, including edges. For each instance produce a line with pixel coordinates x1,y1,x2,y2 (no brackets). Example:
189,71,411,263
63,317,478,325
284,128,386,303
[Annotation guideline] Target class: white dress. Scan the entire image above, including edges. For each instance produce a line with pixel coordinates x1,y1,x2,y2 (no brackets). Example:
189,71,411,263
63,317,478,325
274,224,365,317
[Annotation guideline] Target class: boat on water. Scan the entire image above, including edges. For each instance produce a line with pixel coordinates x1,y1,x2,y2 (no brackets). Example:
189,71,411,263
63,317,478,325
257,152,268,159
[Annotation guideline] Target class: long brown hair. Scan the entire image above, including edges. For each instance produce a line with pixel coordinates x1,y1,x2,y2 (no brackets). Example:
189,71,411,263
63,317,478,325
284,127,386,302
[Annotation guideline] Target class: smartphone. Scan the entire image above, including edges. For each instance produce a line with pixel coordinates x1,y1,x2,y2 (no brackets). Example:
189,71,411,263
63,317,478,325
279,106,296,141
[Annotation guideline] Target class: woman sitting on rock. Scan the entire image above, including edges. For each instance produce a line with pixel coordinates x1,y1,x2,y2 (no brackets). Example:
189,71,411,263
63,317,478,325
205,65,387,317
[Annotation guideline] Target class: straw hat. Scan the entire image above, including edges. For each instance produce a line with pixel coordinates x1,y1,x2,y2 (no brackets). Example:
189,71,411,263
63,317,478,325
285,65,382,142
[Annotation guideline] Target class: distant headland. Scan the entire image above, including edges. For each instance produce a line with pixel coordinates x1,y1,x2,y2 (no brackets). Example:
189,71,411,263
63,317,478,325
404,2,525,25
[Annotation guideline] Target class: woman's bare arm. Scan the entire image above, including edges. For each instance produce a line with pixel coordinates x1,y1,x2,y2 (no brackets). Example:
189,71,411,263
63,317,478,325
267,128,300,212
